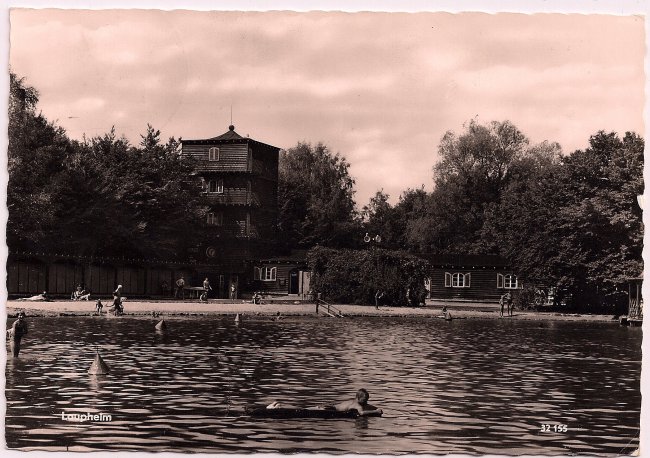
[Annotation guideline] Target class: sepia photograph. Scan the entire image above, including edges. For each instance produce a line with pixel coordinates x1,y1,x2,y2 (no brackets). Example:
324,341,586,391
3,3,646,455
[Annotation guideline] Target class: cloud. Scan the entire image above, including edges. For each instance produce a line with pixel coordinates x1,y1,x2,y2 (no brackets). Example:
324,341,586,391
9,9,644,205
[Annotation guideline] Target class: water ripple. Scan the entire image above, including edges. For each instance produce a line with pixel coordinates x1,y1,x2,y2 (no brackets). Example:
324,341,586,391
5,316,641,455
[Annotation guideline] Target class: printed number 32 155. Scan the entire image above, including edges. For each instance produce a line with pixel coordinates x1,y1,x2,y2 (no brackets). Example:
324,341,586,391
541,424,568,433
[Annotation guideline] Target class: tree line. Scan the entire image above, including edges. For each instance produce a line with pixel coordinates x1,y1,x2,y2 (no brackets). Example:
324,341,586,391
9,73,644,309
8,73,208,261
279,123,643,310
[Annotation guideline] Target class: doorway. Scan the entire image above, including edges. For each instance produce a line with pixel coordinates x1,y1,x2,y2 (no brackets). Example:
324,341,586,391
289,269,299,294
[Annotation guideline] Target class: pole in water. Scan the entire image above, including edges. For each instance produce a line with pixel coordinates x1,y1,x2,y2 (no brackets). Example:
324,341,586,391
88,348,110,375
155,318,167,331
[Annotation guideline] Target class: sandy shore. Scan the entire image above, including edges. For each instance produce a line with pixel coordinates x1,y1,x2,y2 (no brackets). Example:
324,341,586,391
4,299,618,322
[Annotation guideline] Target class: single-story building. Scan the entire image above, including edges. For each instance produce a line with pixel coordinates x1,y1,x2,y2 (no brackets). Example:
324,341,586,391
250,250,311,298
423,254,520,302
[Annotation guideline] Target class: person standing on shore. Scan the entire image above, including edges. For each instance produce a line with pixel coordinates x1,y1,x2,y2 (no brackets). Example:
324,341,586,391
200,278,212,302
112,285,124,315
375,290,384,310
505,292,513,316
95,299,104,315
8,311,28,357
230,283,237,301
499,293,506,317
175,276,186,299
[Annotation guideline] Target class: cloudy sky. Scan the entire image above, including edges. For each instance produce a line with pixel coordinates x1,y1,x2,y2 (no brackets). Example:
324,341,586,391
8,8,645,205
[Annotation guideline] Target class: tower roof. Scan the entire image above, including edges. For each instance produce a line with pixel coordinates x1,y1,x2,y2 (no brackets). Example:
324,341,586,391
208,125,244,141
182,125,279,151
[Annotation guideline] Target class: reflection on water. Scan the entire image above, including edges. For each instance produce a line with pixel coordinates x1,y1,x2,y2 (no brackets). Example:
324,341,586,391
5,316,641,454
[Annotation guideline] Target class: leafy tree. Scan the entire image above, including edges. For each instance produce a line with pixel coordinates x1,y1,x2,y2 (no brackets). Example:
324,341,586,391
549,131,644,308
49,125,207,259
361,187,429,251
483,131,643,310
408,120,562,255
7,72,72,250
7,73,207,261
361,189,392,245
278,142,359,249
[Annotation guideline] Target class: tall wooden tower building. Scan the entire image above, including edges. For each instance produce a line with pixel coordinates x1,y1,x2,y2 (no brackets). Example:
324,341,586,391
181,125,280,298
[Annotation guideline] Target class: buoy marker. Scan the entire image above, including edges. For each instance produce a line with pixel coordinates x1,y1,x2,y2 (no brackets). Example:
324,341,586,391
88,349,110,375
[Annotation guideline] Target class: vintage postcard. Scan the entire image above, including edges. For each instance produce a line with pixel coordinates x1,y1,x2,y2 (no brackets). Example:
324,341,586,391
4,4,645,455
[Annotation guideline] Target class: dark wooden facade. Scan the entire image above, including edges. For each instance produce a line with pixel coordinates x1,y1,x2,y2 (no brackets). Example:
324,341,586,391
7,252,194,298
181,125,280,298
425,254,520,302
250,251,311,297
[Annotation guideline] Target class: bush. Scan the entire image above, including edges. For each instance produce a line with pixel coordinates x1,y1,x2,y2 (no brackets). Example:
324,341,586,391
511,285,541,311
307,246,430,306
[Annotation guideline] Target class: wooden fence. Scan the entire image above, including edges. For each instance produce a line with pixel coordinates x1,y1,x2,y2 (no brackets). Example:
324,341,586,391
7,259,193,298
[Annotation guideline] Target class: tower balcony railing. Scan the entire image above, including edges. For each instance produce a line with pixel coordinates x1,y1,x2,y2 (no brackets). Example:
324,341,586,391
194,161,276,180
204,190,261,206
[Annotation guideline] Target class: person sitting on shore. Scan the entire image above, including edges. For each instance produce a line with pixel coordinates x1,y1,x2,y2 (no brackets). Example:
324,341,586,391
72,286,84,300
267,388,382,416
72,286,91,301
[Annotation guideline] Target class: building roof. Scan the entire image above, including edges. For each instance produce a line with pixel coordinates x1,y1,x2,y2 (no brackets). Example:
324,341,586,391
257,250,308,265
422,253,511,268
181,125,280,151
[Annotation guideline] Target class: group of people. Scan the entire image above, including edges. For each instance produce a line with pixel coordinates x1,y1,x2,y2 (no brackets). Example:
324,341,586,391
71,285,91,301
372,287,427,310
173,276,237,302
91,285,125,316
83,285,123,316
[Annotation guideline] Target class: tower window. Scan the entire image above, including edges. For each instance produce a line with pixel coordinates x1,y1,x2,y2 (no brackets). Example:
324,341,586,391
208,147,220,161
207,212,223,226
208,179,224,193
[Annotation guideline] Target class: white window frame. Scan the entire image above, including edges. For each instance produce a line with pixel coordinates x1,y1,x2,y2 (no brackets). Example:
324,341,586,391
445,272,471,288
260,266,277,282
497,273,518,289
208,179,224,194
208,147,220,161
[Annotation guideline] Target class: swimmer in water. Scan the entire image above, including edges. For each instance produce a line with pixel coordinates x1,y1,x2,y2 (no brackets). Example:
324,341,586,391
267,388,382,416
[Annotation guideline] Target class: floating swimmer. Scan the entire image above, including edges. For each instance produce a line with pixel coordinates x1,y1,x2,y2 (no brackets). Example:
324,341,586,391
256,388,383,418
